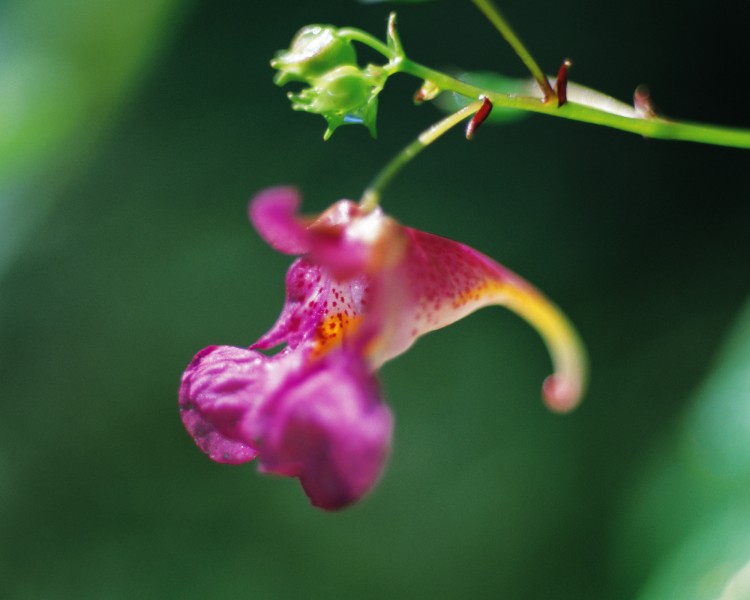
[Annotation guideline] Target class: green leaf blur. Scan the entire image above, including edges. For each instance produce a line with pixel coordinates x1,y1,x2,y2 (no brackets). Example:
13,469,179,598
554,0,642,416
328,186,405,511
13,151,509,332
0,0,188,279
616,298,750,600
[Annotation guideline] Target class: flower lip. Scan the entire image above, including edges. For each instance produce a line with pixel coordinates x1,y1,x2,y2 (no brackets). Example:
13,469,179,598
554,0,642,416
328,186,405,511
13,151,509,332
179,345,264,465
255,348,393,510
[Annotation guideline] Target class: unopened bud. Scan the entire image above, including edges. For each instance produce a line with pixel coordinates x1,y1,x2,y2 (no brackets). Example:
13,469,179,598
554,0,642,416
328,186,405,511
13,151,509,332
272,25,357,85
288,65,384,139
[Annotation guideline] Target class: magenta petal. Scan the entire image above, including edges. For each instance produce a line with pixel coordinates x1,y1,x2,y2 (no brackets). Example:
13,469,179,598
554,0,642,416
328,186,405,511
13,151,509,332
179,345,267,464
256,350,392,510
306,200,373,279
249,187,311,255
252,258,368,352
252,259,327,351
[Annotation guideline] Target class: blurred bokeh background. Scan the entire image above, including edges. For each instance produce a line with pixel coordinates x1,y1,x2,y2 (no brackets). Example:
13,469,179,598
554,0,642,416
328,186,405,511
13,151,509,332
2,1,749,598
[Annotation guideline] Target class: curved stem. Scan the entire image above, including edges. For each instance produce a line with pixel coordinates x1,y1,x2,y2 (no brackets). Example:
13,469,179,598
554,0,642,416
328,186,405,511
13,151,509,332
338,28,394,60
360,101,483,211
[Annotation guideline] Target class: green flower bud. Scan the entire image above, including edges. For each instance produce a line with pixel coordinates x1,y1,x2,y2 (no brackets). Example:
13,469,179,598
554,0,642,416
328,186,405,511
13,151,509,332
287,65,384,140
290,66,371,114
271,25,357,86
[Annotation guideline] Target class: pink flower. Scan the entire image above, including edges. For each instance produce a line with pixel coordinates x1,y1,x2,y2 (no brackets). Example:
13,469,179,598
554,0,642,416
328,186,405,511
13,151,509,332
179,187,587,510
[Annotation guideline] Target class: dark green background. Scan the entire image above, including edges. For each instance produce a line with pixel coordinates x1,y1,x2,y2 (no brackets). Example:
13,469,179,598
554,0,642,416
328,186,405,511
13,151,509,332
2,1,749,598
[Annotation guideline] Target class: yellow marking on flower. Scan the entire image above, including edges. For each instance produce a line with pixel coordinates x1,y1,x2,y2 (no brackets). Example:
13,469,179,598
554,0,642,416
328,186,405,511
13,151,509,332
310,312,362,360
452,281,494,309
449,278,587,413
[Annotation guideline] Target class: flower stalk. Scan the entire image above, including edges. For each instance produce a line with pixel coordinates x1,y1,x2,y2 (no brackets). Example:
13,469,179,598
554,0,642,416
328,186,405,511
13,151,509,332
398,58,750,148
360,100,484,211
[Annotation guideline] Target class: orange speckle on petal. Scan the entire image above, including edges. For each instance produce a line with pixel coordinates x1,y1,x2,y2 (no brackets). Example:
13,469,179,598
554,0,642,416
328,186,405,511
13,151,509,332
309,313,363,360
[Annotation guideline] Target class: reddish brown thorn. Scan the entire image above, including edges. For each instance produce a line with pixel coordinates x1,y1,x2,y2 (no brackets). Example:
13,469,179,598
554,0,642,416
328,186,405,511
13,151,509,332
414,87,427,104
634,84,657,118
465,96,493,140
537,75,556,104
555,59,572,107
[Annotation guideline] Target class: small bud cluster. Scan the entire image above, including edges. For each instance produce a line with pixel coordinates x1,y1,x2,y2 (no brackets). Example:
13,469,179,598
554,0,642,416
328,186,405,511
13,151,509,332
271,25,386,140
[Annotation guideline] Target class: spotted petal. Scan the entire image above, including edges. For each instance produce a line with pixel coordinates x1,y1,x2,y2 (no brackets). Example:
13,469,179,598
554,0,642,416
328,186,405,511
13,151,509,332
369,228,587,412
251,258,368,357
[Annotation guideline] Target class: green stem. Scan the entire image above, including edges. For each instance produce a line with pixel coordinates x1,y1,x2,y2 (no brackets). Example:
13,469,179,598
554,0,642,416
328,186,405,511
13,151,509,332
337,25,750,149
360,101,483,211
338,28,393,61
398,59,750,149
471,0,555,100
